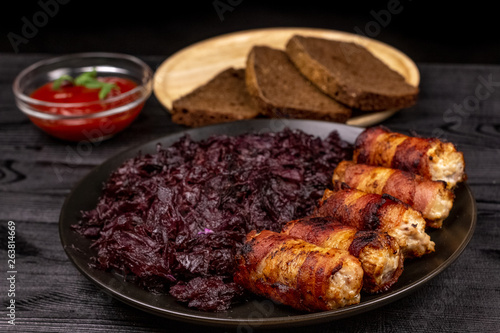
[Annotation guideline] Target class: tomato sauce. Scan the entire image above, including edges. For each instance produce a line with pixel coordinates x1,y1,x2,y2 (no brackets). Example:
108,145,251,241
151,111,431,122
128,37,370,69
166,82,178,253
29,77,142,141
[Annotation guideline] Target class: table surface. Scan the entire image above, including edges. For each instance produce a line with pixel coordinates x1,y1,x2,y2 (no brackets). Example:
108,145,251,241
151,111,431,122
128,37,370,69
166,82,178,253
1,53,499,333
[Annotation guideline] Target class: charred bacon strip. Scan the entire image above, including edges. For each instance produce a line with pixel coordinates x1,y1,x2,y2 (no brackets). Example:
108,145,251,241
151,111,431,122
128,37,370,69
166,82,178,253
234,230,363,311
315,184,435,258
333,160,455,228
353,126,466,188
282,216,404,293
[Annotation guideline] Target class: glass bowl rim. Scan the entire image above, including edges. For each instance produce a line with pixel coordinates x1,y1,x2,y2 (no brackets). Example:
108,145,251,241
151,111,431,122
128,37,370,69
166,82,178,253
12,52,153,120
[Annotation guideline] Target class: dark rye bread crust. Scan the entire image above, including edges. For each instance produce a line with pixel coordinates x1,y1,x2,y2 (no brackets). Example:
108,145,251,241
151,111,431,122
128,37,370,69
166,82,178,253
286,35,419,111
245,46,351,122
171,68,260,127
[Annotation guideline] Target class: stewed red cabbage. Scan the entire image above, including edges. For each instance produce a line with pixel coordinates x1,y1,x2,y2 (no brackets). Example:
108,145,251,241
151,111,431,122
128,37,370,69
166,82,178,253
75,128,352,311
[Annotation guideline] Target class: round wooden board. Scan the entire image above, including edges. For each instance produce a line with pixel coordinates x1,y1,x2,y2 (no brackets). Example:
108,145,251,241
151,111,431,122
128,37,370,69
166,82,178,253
153,27,420,127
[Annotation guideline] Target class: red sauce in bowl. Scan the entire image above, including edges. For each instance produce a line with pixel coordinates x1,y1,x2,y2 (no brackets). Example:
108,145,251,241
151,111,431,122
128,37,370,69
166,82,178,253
29,77,142,141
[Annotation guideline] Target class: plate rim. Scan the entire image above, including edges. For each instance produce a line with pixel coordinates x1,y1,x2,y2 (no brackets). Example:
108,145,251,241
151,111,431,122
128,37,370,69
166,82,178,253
59,119,476,328
152,27,420,127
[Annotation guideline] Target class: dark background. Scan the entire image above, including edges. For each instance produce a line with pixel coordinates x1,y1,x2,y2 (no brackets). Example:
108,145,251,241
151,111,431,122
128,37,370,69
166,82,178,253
1,3,500,333
1,0,499,64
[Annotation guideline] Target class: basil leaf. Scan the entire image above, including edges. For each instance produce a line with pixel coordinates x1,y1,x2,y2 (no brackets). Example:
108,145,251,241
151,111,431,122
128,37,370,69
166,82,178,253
52,69,118,99
74,70,97,85
98,83,115,100
84,81,105,89
52,75,74,90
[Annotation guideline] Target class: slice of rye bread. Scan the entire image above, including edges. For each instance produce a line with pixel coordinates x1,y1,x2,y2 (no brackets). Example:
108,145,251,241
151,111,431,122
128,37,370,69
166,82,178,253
245,46,351,122
285,35,419,111
171,68,260,127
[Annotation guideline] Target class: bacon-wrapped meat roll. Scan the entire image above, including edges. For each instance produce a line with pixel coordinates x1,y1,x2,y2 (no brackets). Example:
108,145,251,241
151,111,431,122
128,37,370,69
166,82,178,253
234,230,363,311
353,126,466,188
333,160,455,228
315,184,435,258
282,216,404,293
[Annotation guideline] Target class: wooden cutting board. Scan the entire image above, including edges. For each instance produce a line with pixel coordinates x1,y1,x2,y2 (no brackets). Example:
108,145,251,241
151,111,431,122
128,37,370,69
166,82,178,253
153,27,420,127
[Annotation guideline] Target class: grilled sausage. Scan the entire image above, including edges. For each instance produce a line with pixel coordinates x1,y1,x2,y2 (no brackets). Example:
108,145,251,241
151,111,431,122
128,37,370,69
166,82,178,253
333,160,455,228
233,230,363,311
282,216,404,293
353,126,466,188
315,183,435,258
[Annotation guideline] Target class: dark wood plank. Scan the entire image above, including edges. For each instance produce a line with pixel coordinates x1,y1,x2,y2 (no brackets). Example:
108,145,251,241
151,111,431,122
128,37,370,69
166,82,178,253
1,55,500,333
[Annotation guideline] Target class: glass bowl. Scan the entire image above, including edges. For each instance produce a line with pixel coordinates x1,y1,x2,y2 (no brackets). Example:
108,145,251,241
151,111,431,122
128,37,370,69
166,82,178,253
13,52,153,142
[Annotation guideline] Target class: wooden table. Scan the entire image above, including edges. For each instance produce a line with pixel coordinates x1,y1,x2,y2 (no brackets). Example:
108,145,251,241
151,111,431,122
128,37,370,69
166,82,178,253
1,54,499,332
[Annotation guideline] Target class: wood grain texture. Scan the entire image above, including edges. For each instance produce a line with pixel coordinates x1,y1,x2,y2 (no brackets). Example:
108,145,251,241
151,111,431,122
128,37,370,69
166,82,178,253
1,55,500,333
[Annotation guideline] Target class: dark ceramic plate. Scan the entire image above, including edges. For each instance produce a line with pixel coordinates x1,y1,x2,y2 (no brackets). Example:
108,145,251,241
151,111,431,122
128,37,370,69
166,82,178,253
59,119,477,328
